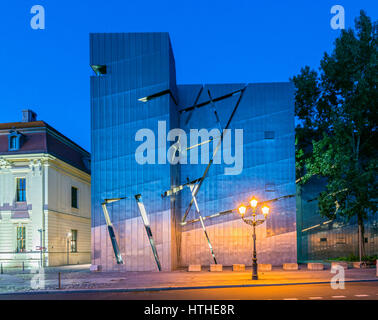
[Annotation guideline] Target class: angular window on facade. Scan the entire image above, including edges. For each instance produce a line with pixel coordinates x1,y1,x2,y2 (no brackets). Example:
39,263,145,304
264,131,275,139
16,178,26,202
90,64,107,76
16,226,26,252
265,183,276,192
71,230,78,252
71,187,78,209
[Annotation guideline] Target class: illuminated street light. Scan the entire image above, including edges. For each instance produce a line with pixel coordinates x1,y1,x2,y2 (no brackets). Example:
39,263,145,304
250,198,258,209
236,196,270,280
66,232,72,265
262,206,269,217
238,205,247,216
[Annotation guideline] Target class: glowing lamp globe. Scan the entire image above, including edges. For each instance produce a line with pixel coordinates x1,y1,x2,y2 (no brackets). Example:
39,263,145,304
250,198,258,209
238,205,247,216
262,206,270,216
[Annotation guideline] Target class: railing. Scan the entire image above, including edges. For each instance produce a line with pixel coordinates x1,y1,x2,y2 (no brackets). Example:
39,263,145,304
0,251,91,270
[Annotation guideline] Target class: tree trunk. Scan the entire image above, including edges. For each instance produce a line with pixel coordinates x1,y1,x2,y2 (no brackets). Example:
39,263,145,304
358,215,366,261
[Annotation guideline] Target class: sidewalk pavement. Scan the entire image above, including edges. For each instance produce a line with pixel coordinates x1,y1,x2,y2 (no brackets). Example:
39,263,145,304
0,264,376,294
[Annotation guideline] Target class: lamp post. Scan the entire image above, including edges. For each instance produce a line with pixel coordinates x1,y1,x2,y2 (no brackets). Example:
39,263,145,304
38,229,43,268
238,197,269,280
66,232,72,265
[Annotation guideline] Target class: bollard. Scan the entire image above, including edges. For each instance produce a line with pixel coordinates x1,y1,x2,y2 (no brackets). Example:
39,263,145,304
308,263,324,270
188,265,202,272
233,264,245,272
331,261,348,269
258,264,272,272
58,272,61,289
283,263,299,271
1,263,3,274
210,264,223,272
22,262,25,272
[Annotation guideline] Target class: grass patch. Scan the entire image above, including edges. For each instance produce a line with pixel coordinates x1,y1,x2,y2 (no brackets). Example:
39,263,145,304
330,254,377,263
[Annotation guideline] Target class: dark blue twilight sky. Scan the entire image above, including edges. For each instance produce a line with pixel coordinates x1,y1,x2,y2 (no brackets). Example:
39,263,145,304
0,1,376,151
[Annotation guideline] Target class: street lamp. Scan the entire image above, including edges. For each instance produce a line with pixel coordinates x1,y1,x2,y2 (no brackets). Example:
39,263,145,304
237,197,270,280
38,229,44,268
66,232,72,265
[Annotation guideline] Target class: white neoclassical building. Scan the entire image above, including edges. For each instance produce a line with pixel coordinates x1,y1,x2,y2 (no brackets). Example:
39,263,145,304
0,110,91,267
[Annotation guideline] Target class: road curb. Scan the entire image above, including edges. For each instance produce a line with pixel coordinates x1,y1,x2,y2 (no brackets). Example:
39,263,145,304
1,278,377,296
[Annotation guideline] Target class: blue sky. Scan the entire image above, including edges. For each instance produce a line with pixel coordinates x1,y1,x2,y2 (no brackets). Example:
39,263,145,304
0,1,376,151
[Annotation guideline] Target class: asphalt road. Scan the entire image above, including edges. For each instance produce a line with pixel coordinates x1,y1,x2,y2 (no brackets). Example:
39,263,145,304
0,281,377,300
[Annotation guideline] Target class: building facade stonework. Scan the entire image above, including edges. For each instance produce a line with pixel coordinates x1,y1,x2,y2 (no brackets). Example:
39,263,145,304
0,111,91,267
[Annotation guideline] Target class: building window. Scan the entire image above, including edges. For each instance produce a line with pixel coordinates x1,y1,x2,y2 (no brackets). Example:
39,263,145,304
17,226,26,252
336,238,346,244
8,131,23,151
71,187,78,209
10,136,17,149
71,230,78,252
265,183,276,192
264,131,275,139
90,64,107,76
16,178,26,202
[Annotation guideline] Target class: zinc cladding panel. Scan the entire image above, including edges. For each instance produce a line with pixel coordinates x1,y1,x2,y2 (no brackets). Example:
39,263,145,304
178,82,295,237
90,33,177,270
91,33,174,225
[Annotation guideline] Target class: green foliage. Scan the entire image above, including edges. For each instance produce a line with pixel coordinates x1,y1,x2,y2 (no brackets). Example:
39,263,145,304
331,254,359,262
291,11,378,225
331,254,378,262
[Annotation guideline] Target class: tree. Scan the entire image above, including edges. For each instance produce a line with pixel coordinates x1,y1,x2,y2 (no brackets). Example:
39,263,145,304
292,11,377,260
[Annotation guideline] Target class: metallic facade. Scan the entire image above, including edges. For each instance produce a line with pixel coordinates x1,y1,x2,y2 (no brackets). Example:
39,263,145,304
90,33,296,271
297,178,378,262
